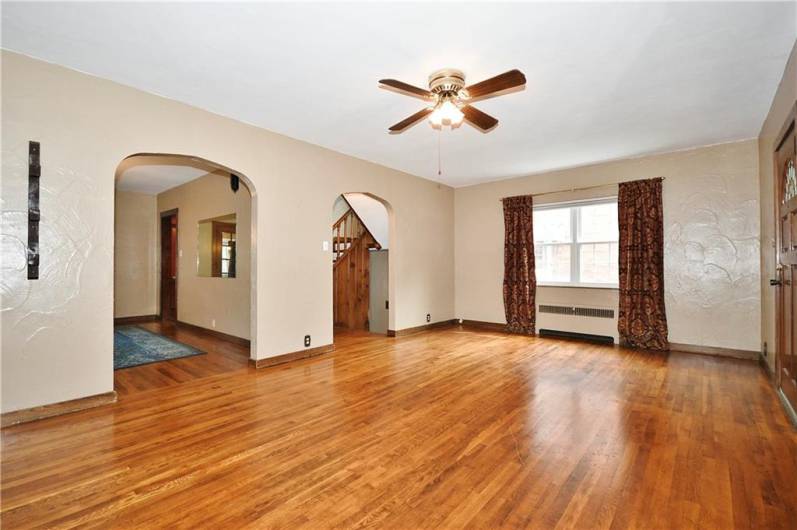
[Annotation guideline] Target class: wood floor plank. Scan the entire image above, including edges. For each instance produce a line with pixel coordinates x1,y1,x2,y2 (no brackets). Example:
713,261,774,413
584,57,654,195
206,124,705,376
112,321,251,398
2,327,796,528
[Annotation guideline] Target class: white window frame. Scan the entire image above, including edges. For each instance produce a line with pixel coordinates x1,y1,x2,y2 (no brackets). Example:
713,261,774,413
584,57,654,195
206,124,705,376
534,197,619,289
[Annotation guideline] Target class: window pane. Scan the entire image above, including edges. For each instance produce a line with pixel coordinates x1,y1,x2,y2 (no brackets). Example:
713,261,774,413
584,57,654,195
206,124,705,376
578,202,618,243
534,208,571,243
535,244,571,282
579,242,618,284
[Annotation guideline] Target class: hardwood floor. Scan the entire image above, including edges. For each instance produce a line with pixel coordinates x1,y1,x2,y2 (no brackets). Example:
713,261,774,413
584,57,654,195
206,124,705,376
2,327,796,528
113,320,251,397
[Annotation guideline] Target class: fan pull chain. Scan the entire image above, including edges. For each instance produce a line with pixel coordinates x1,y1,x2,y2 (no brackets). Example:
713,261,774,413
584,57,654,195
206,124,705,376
438,128,442,176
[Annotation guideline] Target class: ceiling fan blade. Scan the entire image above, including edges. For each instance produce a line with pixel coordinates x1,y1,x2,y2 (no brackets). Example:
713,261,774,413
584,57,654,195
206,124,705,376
462,105,499,132
389,108,433,133
465,69,526,100
379,79,434,100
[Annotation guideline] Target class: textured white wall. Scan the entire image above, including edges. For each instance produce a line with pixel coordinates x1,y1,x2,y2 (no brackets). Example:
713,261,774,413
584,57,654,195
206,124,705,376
455,140,761,352
1,51,454,412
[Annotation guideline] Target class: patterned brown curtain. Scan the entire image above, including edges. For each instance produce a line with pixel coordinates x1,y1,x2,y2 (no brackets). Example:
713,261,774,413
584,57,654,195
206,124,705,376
502,195,536,335
617,178,669,350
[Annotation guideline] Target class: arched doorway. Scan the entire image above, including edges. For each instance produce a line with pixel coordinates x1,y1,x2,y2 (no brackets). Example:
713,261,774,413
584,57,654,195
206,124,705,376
113,153,256,394
331,192,393,338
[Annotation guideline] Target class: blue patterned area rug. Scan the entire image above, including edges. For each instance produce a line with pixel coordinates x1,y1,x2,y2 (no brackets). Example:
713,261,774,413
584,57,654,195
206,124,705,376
114,326,205,370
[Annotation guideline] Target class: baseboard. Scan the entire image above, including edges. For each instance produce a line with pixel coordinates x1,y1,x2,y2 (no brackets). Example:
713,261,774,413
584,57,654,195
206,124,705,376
458,323,759,360
114,314,159,325
176,320,250,347
758,356,797,429
669,342,759,360
1,391,117,428
250,343,335,369
387,319,458,337
460,319,511,333
461,320,540,336
760,354,775,381
777,388,797,428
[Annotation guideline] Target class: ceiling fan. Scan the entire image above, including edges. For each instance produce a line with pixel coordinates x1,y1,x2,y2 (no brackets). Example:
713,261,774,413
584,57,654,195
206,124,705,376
379,68,526,134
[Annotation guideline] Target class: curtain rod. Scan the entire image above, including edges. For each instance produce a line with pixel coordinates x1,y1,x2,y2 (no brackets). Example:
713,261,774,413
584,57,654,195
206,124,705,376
499,177,665,202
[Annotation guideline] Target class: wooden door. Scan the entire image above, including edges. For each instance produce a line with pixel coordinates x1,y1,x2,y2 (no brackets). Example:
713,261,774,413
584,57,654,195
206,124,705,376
774,105,797,411
160,211,178,321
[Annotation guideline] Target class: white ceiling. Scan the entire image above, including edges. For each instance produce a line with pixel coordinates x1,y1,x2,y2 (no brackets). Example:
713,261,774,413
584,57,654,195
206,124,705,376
3,2,795,187
116,155,218,195
116,165,209,195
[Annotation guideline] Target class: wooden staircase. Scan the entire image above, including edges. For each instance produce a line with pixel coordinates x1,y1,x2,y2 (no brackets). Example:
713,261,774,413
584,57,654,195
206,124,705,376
333,207,381,330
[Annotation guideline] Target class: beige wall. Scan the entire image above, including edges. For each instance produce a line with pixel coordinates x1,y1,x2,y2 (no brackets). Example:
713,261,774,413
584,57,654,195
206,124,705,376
759,41,797,371
114,190,158,318
1,51,455,412
197,220,213,277
455,140,761,352
157,173,252,340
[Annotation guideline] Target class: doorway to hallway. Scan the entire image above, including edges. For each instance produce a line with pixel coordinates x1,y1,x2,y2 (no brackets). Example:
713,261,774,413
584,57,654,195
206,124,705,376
160,209,178,321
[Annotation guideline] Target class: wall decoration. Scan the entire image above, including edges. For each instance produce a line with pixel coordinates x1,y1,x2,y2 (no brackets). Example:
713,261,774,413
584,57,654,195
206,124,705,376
27,141,40,280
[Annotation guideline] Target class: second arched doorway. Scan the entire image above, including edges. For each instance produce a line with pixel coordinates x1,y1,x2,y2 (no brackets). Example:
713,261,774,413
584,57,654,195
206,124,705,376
331,192,392,337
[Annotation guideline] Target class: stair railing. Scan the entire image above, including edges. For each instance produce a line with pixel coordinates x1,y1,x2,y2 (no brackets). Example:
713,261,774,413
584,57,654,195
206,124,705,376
332,208,364,264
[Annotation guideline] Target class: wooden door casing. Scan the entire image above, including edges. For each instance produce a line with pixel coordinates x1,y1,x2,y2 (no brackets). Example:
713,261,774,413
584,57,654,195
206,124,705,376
774,103,797,411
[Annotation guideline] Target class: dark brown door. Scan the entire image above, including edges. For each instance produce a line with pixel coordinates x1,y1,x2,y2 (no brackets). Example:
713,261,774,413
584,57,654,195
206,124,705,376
160,210,178,321
774,106,797,411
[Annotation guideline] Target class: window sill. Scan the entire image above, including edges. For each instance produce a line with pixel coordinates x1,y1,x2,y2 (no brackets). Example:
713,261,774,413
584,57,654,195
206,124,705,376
537,282,619,290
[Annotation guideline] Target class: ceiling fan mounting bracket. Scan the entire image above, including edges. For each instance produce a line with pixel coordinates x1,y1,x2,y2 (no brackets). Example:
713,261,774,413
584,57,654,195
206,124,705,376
428,68,466,96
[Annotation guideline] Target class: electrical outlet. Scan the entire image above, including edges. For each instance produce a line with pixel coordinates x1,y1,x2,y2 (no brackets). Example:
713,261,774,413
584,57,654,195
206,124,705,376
426,313,431,323
211,319,216,328
304,335,311,347
322,240,329,251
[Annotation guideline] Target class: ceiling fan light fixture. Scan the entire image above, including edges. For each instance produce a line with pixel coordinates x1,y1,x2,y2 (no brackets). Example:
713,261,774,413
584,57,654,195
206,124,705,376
381,68,525,133
429,99,464,129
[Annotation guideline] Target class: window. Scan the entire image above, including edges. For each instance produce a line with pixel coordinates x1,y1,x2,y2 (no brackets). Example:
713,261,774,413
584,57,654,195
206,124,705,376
534,198,618,287
220,230,236,278
197,214,237,278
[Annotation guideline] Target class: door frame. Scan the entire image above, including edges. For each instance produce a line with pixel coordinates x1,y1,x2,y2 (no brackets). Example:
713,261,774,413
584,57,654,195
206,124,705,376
160,208,179,321
773,101,797,413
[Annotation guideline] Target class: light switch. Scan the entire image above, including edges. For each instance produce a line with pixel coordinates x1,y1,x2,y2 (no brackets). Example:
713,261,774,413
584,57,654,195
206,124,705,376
322,240,329,251
179,249,183,257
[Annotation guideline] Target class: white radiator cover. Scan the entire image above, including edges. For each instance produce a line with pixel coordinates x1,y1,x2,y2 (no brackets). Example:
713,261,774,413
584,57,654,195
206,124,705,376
536,311,619,343
535,286,620,343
